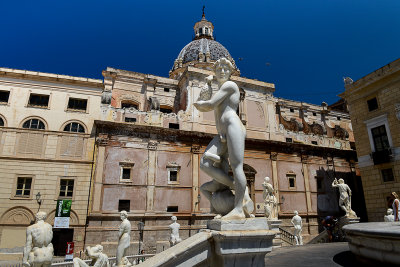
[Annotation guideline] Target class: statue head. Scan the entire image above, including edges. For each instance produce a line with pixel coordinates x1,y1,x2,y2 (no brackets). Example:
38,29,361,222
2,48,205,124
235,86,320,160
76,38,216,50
120,210,128,220
171,216,177,222
214,58,234,83
95,245,103,253
387,208,393,215
392,192,399,199
338,178,344,184
35,211,47,222
294,210,298,216
263,177,270,184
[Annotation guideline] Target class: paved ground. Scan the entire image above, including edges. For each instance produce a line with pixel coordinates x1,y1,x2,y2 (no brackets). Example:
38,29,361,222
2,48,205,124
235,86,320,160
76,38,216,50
265,242,396,267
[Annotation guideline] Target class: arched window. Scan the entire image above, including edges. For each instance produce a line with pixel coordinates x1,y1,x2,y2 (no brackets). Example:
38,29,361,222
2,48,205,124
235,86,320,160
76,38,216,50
0,117,4,127
22,118,45,130
63,122,85,133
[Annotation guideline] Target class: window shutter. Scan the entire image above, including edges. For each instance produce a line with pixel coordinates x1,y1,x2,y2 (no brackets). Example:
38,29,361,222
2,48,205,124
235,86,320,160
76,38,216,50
60,135,84,158
17,132,44,156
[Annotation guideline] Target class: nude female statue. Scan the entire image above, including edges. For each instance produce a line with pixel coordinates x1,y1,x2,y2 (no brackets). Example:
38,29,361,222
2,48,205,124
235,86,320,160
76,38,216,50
194,57,253,219
116,211,131,266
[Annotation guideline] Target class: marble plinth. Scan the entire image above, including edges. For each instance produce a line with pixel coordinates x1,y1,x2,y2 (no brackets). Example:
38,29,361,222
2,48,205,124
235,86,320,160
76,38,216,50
267,219,282,248
207,217,268,231
343,222,400,265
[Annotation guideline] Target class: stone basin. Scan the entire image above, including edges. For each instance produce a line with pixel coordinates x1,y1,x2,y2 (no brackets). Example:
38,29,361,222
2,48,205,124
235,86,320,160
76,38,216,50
343,222,400,264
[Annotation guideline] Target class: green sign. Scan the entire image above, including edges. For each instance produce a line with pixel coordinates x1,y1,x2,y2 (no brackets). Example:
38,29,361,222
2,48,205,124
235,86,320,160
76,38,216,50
56,199,72,217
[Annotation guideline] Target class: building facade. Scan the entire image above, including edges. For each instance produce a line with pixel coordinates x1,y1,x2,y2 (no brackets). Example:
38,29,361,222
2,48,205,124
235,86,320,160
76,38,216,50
0,68,103,257
341,58,400,222
85,14,364,254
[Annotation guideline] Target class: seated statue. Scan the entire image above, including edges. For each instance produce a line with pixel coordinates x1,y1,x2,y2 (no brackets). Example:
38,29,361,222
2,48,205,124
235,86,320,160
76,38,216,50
73,245,109,267
22,212,53,267
384,208,395,222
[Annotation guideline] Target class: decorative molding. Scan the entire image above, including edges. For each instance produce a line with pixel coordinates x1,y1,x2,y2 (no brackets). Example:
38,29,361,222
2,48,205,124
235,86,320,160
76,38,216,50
191,144,201,154
270,152,278,161
0,206,35,225
148,141,158,150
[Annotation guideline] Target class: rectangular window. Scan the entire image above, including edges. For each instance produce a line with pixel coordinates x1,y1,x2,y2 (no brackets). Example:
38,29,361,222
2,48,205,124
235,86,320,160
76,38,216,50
311,141,318,145
169,171,178,182
0,90,10,104
121,102,138,109
337,117,341,121
381,168,394,182
290,108,294,113
287,174,296,189
169,123,179,129
118,200,130,212
312,112,317,116
286,138,293,143
167,206,178,212
371,125,390,152
160,108,173,114
125,117,137,123
164,88,170,92
28,94,49,108
367,97,378,111
15,177,32,197
121,168,131,180
67,98,87,111
59,179,74,197
167,166,180,184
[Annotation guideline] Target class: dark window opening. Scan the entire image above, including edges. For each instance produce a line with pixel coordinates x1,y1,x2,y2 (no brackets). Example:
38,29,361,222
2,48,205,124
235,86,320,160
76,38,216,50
118,200,130,212
290,108,294,113
59,179,74,197
350,142,356,150
122,168,131,180
28,94,49,108
169,171,178,182
164,88,170,92
67,98,87,111
286,138,293,143
205,28,209,34
312,112,317,116
0,90,10,103
337,117,341,121
288,177,295,188
382,168,394,182
16,177,32,197
311,141,318,145
63,122,85,133
167,206,178,212
23,119,45,130
121,102,138,109
367,97,378,112
160,108,173,114
169,123,179,129
199,28,203,34
125,117,137,123
0,117,4,127
371,125,390,152
317,178,322,190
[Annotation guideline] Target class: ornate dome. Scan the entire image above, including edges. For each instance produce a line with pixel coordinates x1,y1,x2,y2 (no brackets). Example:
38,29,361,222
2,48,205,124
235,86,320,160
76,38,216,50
170,11,239,77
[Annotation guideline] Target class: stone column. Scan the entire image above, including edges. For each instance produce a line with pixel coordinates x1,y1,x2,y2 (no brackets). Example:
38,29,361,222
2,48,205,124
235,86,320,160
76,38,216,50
91,134,108,212
191,144,201,212
270,152,280,213
146,140,158,212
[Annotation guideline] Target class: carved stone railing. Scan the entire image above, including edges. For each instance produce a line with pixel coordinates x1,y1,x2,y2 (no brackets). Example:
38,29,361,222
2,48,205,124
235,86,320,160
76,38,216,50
279,227,296,246
50,254,155,267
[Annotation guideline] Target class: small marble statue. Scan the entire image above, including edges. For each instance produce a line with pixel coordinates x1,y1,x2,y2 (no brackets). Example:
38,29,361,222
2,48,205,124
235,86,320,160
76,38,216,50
116,211,131,266
198,75,213,101
262,177,278,220
169,216,182,247
73,245,109,267
22,211,53,267
392,192,399,221
291,211,303,245
384,208,395,222
332,178,357,218
194,57,254,219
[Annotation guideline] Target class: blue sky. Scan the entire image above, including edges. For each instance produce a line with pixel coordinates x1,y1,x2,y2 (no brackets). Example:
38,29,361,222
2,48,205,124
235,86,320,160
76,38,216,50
1,0,399,105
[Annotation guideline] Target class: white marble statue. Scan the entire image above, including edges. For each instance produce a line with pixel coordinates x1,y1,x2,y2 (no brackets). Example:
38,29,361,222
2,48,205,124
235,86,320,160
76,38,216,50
169,216,182,247
22,211,53,267
262,177,278,220
392,192,399,221
73,245,110,267
116,211,131,267
291,211,303,245
194,57,254,219
384,208,395,222
332,178,357,218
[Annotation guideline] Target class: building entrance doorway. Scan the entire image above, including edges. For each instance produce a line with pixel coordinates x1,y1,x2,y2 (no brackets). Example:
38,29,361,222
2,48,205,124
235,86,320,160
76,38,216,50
53,228,74,256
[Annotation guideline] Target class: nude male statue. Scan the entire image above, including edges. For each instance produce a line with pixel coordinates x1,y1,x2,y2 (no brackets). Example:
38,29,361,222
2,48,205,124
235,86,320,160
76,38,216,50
332,178,357,217
22,211,53,267
168,216,182,247
291,211,303,245
73,245,109,267
116,211,131,266
194,57,253,219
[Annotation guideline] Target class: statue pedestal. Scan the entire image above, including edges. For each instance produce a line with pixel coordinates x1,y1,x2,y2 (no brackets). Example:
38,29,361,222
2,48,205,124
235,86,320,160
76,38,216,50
207,218,276,267
267,219,282,248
